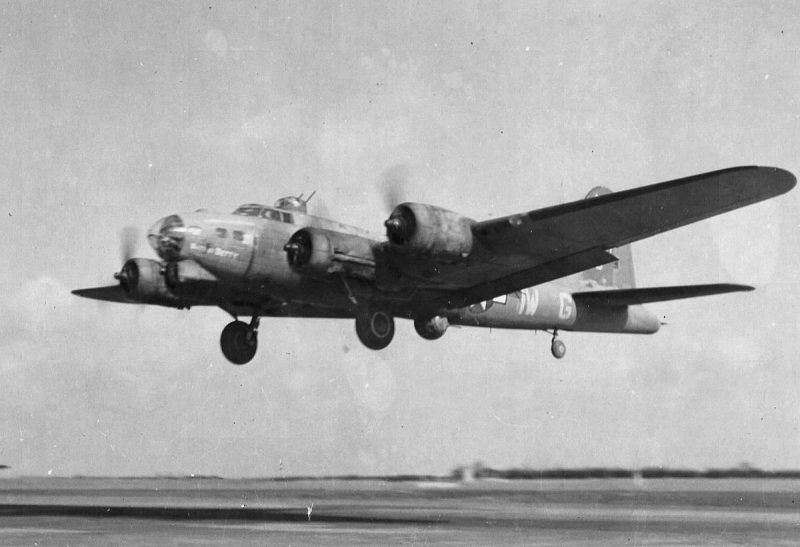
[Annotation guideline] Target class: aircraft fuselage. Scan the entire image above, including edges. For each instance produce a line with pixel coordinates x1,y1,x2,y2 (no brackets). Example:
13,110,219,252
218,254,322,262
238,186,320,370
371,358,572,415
149,207,379,311
148,206,660,337
446,285,660,335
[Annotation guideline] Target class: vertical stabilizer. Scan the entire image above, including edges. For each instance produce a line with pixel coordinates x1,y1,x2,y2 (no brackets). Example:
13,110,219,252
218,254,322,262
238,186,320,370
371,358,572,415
580,186,636,289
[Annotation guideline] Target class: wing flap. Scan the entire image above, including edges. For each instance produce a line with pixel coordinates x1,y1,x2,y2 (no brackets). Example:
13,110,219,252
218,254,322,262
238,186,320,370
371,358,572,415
572,283,754,307
437,247,618,308
257,304,355,319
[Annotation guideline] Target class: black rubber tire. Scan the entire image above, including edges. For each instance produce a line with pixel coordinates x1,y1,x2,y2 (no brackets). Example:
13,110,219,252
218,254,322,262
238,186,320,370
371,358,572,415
355,310,395,350
413,316,448,340
551,339,566,359
220,320,258,365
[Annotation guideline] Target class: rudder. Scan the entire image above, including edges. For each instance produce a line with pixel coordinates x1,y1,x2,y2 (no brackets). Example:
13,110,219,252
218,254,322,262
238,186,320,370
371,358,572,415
580,186,636,289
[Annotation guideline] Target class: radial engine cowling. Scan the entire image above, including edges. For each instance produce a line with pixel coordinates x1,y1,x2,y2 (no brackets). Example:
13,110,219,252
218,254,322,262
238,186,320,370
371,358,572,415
115,258,178,304
164,259,218,298
384,203,475,260
284,227,375,279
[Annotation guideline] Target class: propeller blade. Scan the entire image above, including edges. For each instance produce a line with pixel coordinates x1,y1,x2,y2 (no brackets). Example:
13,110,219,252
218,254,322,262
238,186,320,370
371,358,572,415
312,196,331,219
120,226,140,263
379,164,410,213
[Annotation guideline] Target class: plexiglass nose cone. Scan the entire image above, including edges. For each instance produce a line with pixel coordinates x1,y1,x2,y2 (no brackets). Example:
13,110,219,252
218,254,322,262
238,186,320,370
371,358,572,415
147,215,185,260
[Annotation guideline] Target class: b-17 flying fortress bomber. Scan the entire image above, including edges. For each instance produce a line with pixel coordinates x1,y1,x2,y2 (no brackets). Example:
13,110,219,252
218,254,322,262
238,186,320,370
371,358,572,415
74,166,795,364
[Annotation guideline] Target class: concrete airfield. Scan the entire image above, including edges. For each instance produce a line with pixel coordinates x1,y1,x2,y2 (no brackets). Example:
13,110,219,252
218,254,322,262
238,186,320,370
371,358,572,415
0,476,798,545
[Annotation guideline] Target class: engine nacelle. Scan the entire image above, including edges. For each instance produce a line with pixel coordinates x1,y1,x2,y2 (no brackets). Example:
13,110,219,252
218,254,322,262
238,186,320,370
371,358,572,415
115,258,179,305
384,203,474,260
164,259,218,298
284,227,375,279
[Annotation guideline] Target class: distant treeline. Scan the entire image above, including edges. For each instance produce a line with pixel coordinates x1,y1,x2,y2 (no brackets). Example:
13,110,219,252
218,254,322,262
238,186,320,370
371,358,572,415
58,467,800,482
450,465,800,480
261,467,800,482
266,474,445,483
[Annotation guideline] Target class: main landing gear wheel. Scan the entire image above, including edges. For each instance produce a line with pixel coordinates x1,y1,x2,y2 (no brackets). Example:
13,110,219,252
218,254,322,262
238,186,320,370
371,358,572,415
220,320,258,365
355,309,395,350
551,331,566,359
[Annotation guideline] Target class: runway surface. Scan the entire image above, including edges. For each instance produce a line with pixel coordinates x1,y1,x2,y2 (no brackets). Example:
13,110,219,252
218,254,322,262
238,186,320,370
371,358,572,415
0,477,798,545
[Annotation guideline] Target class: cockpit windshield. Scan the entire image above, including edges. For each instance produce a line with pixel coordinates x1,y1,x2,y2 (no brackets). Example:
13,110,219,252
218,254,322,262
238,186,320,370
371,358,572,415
233,204,264,216
232,203,294,224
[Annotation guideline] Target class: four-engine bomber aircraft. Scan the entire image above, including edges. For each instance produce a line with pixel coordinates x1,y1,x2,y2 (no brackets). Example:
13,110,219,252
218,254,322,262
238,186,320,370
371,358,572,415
73,166,795,364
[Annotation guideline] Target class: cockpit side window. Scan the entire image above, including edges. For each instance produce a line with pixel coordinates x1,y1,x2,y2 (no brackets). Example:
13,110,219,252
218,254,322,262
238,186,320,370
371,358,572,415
261,209,282,221
215,227,228,238
232,230,244,241
281,212,294,224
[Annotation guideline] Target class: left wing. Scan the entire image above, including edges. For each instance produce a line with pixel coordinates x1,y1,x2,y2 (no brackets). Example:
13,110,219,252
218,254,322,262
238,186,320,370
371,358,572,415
428,166,794,309
73,285,355,318
72,285,135,304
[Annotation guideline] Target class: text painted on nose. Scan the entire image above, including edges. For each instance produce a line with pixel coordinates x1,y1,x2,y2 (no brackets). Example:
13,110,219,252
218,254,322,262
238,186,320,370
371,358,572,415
190,242,240,260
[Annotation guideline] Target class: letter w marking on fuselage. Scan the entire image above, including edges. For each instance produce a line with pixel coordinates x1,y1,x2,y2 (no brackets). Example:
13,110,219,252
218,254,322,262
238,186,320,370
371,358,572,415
517,288,540,316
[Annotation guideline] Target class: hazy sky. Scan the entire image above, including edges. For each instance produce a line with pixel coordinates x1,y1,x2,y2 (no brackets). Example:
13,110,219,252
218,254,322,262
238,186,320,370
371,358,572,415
1,1,798,477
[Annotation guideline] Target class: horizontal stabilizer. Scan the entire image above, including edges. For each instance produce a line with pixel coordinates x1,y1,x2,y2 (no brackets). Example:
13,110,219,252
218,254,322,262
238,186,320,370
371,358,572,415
572,283,754,307
72,285,134,304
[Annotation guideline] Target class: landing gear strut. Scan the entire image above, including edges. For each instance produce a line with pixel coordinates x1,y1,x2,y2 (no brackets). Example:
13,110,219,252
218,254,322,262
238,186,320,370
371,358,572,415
550,330,566,359
355,308,395,350
220,315,259,365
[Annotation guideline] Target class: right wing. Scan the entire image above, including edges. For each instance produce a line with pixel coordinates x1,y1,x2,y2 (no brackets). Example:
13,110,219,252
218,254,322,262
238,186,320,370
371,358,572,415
425,166,794,309
473,166,795,257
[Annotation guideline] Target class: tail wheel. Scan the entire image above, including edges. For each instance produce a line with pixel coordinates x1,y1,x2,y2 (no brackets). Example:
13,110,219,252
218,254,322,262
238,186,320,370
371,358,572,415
355,309,395,350
551,338,566,359
220,320,258,365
